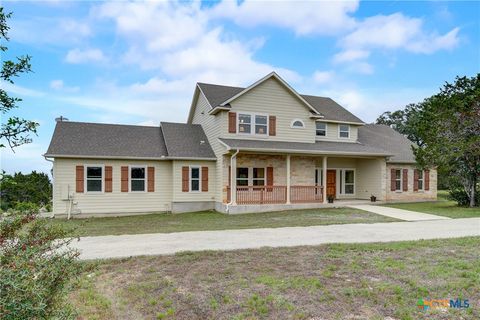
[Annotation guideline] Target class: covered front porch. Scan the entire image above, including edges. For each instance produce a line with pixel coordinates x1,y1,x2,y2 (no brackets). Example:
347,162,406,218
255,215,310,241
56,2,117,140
223,152,387,210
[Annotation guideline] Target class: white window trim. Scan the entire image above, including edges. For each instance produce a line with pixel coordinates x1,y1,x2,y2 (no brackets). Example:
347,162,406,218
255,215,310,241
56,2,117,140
236,167,267,186
338,124,350,139
84,164,104,194
338,168,355,196
236,112,269,136
394,168,402,192
129,165,147,193
417,170,424,191
315,121,327,137
290,119,305,129
189,165,202,192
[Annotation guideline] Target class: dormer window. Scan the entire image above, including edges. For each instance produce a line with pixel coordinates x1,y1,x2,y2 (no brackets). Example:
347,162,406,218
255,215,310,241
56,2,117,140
237,112,268,135
291,119,305,129
339,124,350,138
316,122,327,136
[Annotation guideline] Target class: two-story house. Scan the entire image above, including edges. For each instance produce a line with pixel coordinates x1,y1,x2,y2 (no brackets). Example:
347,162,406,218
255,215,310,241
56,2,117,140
45,72,437,216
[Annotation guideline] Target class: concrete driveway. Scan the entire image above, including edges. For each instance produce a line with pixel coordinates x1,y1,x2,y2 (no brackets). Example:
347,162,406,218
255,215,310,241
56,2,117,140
73,217,480,260
348,204,451,221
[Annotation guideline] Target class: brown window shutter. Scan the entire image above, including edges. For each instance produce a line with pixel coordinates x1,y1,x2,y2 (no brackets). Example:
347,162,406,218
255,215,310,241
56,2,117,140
424,170,430,191
76,165,84,193
402,169,408,192
121,166,129,192
269,116,276,136
228,112,236,133
413,169,419,192
228,166,231,186
202,166,208,192
266,167,274,186
105,166,113,192
147,167,155,192
390,168,396,191
182,166,189,192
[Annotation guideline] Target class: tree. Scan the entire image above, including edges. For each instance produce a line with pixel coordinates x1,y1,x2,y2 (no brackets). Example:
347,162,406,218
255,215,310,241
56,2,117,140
0,7,38,149
0,171,52,211
0,208,81,319
377,74,480,207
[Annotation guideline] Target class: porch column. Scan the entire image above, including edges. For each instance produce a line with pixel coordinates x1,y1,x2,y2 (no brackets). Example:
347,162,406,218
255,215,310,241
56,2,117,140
286,155,291,204
231,154,237,205
323,156,328,203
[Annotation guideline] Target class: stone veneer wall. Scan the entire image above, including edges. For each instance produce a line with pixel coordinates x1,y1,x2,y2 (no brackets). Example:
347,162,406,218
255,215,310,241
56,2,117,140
386,164,437,201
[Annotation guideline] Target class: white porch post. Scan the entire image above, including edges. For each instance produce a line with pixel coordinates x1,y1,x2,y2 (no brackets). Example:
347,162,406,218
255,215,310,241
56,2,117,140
322,156,328,203
231,155,237,205
286,155,291,204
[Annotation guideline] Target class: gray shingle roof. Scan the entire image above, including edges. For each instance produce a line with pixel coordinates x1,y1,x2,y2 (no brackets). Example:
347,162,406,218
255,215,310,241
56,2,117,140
45,121,215,160
358,124,416,163
197,82,364,124
160,122,215,159
219,138,391,156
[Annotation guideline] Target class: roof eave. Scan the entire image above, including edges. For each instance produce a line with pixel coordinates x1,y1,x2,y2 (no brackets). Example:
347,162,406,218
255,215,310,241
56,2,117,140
43,154,217,161
314,119,365,125
208,105,231,115
216,145,391,157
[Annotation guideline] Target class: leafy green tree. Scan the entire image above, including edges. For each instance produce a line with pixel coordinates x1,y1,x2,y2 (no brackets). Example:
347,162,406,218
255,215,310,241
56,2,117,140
0,7,38,149
0,171,52,211
377,74,480,207
0,208,81,319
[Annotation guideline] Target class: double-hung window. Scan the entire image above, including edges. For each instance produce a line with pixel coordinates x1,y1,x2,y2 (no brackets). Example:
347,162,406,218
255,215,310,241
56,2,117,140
339,124,350,138
130,166,146,192
190,166,201,191
252,168,265,186
316,122,327,137
238,113,268,135
236,168,249,186
417,170,424,191
236,167,265,186
86,166,103,192
395,169,402,191
339,169,355,195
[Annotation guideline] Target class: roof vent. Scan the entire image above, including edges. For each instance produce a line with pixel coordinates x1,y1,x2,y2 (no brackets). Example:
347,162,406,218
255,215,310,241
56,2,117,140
55,116,69,122
200,140,205,145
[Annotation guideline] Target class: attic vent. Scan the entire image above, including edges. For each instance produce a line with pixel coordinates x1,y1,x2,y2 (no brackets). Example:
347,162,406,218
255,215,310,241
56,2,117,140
55,116,69,122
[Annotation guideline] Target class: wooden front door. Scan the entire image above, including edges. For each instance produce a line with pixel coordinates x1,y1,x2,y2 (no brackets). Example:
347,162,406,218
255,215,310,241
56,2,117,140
326,170,336,198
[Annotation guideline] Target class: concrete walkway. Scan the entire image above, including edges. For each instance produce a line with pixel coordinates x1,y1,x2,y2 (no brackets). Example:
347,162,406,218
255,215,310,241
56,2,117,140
348,204,451,221
73,218,480,260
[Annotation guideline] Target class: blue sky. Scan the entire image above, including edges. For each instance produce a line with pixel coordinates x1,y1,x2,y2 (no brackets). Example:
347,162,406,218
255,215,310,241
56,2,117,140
1,0,479,174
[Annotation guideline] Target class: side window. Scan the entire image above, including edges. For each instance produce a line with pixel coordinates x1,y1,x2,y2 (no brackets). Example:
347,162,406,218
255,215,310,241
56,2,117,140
86,166,102,192
316,122,326,136
190,167,200,191
339,124,350,138
395,169,402,191
130,167,146,191
236,167,249,186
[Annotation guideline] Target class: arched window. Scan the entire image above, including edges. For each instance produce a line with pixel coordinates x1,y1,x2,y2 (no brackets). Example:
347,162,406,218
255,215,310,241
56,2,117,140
291,119,305,128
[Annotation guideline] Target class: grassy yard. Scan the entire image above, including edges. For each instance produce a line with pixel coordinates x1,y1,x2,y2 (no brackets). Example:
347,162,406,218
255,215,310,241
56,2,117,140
72,237,480,320
49,208,397,237
384,190,480,219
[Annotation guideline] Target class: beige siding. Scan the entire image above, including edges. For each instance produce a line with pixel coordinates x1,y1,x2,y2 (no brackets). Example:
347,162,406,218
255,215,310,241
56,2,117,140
52,158,172,215
190,91,225,204
356,158,385,200
386,164,437,201
223,77,316,142
172,160,216,202
315,122,358,142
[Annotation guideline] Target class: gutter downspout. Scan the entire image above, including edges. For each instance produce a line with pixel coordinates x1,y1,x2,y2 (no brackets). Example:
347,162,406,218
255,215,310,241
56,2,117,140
43,155,56,218
225,149,240,213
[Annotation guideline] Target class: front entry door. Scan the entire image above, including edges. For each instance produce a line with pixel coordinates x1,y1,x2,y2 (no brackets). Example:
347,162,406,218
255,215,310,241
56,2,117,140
326,170,336,198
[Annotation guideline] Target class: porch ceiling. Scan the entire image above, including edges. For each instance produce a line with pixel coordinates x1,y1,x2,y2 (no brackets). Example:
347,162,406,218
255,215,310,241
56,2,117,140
219,138,392,157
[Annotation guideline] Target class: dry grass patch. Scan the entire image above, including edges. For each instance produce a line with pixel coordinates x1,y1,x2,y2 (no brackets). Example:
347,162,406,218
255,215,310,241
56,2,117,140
71,237,479,319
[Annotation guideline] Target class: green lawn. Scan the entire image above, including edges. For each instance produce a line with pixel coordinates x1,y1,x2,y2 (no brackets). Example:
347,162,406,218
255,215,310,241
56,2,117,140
384,190,480,218
49,208,398,237
71,237,480,319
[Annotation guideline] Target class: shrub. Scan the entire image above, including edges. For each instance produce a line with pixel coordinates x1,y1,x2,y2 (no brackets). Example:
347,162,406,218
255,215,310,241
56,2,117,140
0,171,52,210
448,188,479,207
0,208,81,319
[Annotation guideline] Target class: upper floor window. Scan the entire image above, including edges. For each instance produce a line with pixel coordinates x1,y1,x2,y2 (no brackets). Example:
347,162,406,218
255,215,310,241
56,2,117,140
339,124,350,138
130,166,146,192
316,122,327,136
238,113,268,135
86,166,103,192
291,119,305,129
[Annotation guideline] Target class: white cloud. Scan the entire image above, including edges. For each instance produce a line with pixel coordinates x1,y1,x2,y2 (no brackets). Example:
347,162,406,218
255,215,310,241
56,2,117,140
1,143,52,175
333,49,370,63
312,71,334,84
209,0,359,35
49,79,80,92
2,81,45,97
65,48,106,64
